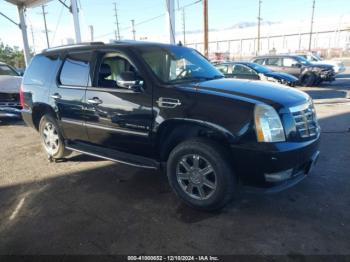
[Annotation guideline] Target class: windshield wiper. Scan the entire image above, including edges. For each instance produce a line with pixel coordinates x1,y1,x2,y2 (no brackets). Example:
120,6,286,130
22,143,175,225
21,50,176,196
169,75,224,84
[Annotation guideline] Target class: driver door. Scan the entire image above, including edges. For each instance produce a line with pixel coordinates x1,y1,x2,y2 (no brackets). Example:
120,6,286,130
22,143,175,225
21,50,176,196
84,50,154,157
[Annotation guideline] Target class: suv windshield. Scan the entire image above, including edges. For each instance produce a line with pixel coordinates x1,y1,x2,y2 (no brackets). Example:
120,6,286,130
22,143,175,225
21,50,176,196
295,56,312,65
0,64,19,76
139,46,223,83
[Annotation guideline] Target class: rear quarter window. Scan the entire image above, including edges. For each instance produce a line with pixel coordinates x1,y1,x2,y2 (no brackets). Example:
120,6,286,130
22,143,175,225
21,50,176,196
59,52,91,87
23,54,59,86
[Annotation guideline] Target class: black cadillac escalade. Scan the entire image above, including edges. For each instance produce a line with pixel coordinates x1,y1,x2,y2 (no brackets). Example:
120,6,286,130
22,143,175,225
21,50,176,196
21,41,320,210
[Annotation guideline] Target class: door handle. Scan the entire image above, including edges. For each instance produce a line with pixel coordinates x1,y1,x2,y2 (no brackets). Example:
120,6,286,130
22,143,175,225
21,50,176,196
51,93,61,99
156,97,181,108
87,97,103,105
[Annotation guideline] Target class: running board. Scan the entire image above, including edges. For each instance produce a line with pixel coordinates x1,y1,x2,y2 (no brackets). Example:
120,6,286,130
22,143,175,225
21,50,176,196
66,142,159,170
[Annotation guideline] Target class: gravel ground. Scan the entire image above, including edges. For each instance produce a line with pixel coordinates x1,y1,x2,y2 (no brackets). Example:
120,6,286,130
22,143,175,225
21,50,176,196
0,73,349,255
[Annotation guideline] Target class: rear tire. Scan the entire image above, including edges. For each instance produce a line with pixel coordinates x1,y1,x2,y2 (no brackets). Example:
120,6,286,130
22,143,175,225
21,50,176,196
39,114,70,159
167,139,236,211
300,73,316,86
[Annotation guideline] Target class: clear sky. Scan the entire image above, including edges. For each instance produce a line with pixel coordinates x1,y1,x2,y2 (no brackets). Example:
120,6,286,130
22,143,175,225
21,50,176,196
0,0,349,51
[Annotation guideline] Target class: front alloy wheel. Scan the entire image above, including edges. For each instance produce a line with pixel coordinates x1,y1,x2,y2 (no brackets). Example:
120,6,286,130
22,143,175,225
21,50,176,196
176,154,217,200
167,139,236,211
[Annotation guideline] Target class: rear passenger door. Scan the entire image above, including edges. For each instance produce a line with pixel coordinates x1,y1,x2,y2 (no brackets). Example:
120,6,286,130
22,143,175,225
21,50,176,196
50,51,92,142
281,57,302,77
265,57,283,72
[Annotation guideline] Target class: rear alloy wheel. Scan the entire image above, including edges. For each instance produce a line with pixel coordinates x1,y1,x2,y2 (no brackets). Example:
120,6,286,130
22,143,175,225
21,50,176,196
39,114,70,160
167,139,236,211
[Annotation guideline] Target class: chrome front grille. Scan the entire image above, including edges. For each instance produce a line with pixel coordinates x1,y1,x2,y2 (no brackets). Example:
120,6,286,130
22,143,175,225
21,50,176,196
290,102,319,139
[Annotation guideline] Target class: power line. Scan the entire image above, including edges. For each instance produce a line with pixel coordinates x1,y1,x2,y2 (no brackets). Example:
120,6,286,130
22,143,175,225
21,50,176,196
95,0,201,41
0,12,20,27
51,0,66,44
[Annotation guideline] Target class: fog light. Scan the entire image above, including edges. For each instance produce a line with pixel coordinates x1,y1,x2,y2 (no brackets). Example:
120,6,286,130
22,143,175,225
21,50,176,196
264,168,293,182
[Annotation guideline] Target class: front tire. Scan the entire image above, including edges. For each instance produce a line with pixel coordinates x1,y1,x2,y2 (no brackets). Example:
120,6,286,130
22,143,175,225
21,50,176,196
167,139,236,211
300,73,316,86
39,114,70,159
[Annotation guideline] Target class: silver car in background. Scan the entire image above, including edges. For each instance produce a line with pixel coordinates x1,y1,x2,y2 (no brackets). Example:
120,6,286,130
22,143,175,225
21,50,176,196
0,62,22,118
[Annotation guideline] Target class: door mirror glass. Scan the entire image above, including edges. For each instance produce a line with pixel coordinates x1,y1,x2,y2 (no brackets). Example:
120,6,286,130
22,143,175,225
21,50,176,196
117,71,143,91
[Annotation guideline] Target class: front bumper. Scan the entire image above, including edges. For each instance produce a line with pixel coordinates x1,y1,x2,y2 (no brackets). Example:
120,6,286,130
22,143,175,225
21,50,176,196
319,71,335,81
0,106,22,118
230,135,320,191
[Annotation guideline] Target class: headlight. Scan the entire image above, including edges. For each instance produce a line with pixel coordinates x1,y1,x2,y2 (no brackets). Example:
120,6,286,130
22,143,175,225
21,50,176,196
254,104,285,142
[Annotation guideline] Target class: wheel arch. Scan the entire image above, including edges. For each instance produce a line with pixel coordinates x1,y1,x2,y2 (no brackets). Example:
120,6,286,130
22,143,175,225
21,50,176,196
32,103,57,131
155,118,236,162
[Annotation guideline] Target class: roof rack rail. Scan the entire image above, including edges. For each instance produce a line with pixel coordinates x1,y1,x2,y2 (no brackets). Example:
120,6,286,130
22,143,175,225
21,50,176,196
42,42,105,52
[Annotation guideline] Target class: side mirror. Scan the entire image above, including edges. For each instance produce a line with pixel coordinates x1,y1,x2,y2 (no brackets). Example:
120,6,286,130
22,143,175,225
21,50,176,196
116,71,143,91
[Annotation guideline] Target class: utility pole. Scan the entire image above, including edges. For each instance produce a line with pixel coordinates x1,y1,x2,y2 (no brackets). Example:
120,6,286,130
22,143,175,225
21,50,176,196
71,0,82,43
88,25,94,41
257,0,262,55
17,5,31,65
131,19,136,40
165,0,175,44
203,0,208,57
41,5,50,48
308,0,316,51
113,2,121,40
182,7,186,45
30,24,36,53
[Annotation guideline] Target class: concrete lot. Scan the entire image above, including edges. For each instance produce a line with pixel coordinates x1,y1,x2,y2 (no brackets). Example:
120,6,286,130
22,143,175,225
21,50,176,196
0,74,349,255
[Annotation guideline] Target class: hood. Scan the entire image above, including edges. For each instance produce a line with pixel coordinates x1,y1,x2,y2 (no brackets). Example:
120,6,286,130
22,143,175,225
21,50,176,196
263,71,298,82
0,75,22,93
192,78,309,109
305,63,333,70
311,60,344,67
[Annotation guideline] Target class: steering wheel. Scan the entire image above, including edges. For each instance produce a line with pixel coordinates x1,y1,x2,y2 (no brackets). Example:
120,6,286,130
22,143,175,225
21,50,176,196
174,68,192,80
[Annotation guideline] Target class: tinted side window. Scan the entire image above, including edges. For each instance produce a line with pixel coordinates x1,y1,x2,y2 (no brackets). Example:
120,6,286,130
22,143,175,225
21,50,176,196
0,64,18,76
216,65,228,74
23,55,59,85
283,58,297,67
254,59,265,65
59,52,91,86
266,58,282,66
232,64,256,75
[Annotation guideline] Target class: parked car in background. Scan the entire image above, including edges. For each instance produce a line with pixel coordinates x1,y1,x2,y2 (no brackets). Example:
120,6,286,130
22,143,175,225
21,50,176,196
251,55,335,86
296,52,346,74
21,42,320,210
215,61,298,86
0,62,22,118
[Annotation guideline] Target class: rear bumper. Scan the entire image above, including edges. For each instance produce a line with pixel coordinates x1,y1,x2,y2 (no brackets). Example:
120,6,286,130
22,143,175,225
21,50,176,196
231,135,320,191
